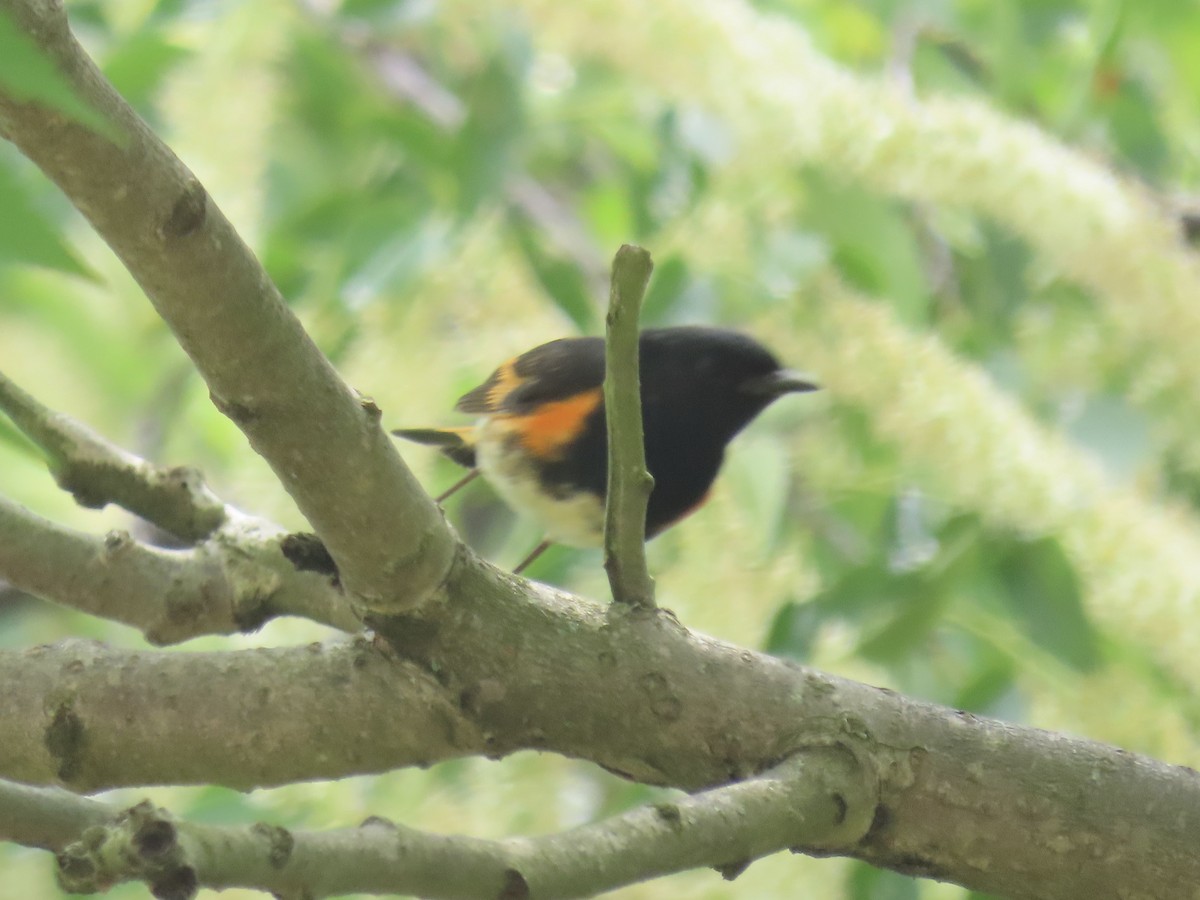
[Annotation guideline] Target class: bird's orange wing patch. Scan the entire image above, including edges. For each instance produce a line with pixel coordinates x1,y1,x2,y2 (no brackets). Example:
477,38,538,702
510,387,603,460
486,359,523,411
457,358,524,414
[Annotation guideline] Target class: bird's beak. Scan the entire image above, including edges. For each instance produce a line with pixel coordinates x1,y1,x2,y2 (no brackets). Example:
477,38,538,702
743,369,820,397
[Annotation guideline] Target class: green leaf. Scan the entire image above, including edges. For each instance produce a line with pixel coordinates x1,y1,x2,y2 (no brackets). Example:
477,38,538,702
581,180,636,248
810,512,983,667
995,535,1101,672
854,573,947,665
339,0,409,19
810,562,896,620
0,415,44,462
452,46,528,216
0,9,116,138
800,169,930,325
953,654,1018,716
510,216,596,332
0,159,96,279
1102,77,1170,183
101,28,192,117
724,433,791,552
952,220,1032,353
763,601,822,661
641,254,688,324
848,861,921,900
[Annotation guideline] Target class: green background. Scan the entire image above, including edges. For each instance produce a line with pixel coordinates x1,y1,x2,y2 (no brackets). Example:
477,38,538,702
2,0,1199,896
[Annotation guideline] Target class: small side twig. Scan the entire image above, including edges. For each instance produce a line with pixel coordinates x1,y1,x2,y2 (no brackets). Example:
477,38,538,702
0,369,227,542
603,244,655,608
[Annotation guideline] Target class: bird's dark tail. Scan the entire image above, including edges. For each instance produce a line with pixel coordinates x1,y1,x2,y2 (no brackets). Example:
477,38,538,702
391,426,478,469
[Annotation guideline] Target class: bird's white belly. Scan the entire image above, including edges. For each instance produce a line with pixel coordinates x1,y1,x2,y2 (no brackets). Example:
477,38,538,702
475,418,605,548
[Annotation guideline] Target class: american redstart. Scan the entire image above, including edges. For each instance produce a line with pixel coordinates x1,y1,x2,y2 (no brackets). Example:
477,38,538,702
394,326,817,572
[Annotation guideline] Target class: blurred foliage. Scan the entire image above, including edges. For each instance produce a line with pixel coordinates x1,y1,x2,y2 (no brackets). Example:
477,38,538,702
1,0,1199,897
0,6,118,137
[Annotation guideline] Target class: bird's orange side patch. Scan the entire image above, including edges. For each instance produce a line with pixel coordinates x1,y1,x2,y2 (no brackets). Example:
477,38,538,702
510,387,603,459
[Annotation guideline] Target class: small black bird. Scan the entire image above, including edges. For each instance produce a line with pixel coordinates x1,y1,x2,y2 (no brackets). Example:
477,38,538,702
395,326,817,571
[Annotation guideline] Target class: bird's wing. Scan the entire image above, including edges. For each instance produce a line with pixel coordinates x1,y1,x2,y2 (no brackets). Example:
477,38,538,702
456,337,606,415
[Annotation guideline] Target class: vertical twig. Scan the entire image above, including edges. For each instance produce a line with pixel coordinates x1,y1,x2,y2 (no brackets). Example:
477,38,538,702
603,244,656,607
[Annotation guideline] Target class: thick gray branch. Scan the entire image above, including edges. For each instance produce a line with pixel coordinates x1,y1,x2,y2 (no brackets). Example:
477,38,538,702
373,560,1200,900
7,748,870,898
0,496,358,642
0,640,481,789
602,244,655,607
0,368,226,542
1,586,1198,897
0,0,454,613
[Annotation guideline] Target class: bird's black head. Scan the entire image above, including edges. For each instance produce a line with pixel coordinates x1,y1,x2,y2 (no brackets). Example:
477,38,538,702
639,326,817,443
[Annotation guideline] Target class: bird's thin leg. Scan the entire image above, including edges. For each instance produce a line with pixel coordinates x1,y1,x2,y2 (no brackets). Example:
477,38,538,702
436,469,481,503
513,539,552,575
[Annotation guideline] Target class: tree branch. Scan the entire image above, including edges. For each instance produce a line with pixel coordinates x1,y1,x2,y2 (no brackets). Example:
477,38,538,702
378,562,1200,900
0,0,454,614
602,244,655,608
0,780,109,852
5,748,869,898
0,495,358,642
0,368,226,542
0,640,481,789
0,580,1195,896
0,371,360,638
